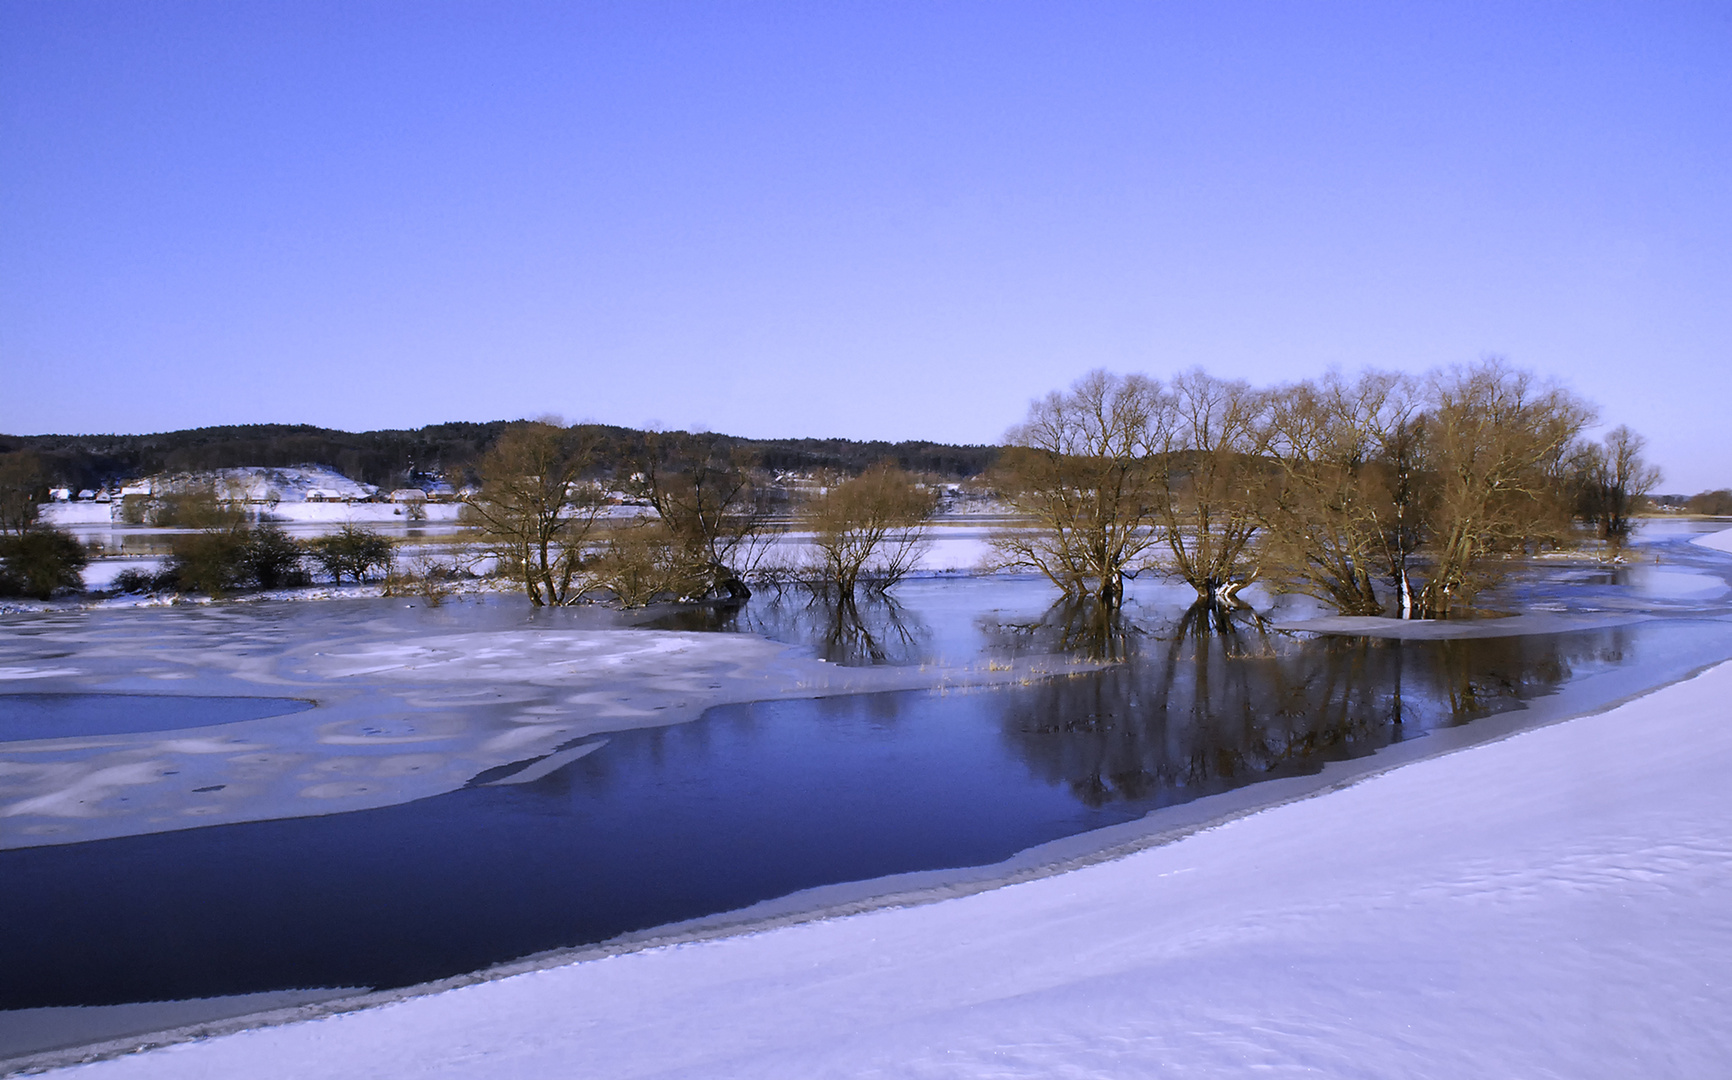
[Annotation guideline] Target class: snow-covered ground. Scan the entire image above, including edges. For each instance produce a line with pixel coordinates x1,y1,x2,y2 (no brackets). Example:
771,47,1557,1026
34,654,1732,1079
1693,524,1732,555
43,502,466,528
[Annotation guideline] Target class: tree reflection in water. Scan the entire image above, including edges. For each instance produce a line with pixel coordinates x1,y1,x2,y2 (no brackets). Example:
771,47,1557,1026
985,599,1631,809
643,589,933,666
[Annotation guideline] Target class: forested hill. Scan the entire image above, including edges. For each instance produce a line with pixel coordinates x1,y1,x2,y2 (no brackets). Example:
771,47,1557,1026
0,423,1000,490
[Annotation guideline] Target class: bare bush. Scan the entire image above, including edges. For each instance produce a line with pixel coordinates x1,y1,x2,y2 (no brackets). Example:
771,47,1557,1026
308,524,395,584
580,521,684,608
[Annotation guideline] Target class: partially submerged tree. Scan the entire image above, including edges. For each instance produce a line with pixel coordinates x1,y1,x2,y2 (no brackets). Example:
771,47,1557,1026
1260,371,1415,616
466,421,606,606
1151,370,1270,606
1367,408,1432,617
1410,360,1593,617
1568,425,1662,543
1002,360,1616,622
991,370,1167,609
581,520,682,608
148,482,249,530
802,462,936,598
637,434,774,601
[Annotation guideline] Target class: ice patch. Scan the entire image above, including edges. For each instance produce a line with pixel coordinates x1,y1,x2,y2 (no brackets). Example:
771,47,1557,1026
0,667,81,680
1691,525,1732,556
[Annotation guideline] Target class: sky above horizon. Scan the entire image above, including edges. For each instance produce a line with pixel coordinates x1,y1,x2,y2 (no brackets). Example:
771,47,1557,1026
2,1,1728,490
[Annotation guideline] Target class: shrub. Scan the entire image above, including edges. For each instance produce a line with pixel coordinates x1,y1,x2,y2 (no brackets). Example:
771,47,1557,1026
112,567,174,594
0,527,90,599
148,486,248,529
309,524,395,583
581,524,681,607
383,554,465,605
243,524,309,589
165,530,251,596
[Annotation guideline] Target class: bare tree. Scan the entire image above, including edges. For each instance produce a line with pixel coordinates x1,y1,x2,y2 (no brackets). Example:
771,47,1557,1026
0,452,45,535
1151,370,1270,605
1365,409,1434,617
1569,425,1662,543
802,462,937,598
1412,360,1593,617
637,434,774,601
466,421,606,606
991,370,1167,609
1261,371,1416,615
581,519,682,608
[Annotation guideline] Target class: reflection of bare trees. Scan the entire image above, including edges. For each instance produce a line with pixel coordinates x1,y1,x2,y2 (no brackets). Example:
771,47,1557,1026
642,589,932,667
985,598,1139,663
995,607,1626,810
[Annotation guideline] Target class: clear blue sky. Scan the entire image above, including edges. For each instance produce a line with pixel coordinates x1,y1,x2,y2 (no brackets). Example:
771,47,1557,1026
2,1,1728,490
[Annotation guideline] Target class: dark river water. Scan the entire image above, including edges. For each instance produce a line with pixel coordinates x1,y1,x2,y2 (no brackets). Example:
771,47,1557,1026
2,524,1731,1011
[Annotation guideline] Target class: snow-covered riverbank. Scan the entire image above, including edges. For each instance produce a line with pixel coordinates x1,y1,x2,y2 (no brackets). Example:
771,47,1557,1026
26,654,1732,1079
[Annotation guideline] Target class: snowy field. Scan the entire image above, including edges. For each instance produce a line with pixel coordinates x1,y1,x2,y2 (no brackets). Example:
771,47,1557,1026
39,513,996,601
31,656,1732,1079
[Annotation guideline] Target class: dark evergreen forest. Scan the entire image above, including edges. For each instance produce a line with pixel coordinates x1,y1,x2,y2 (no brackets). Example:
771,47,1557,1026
0,423,999,490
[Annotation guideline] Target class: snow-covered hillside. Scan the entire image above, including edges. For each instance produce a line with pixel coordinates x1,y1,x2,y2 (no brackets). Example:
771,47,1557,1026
141,466,379,502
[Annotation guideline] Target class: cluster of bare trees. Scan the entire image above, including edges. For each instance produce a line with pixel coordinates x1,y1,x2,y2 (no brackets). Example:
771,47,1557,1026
1566,426,1662,541
994,360,1657,620
466,359,1660,620
468,422,938,608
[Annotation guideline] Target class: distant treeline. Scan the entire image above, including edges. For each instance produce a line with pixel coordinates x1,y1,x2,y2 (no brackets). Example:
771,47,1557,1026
1654,491,1732,516
0,423,1000,490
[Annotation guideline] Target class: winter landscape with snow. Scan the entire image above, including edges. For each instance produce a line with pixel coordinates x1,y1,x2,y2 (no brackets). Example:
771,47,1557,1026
6,4,1732,1077
2,500,1730,1076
